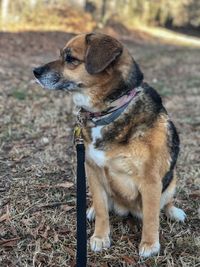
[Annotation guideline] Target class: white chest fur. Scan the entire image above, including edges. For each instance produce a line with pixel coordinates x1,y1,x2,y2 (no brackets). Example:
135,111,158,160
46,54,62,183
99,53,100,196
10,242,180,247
87,126,106,167
73,93,92,110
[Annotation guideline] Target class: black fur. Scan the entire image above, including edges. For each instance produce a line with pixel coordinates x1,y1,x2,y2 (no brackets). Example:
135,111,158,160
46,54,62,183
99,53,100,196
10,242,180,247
132,61,144,88
142,82,164,114
162,171,173,193
162,120,180,192
95,82,179,193
96,83,165,147
167,121,180,170
105,60,143,102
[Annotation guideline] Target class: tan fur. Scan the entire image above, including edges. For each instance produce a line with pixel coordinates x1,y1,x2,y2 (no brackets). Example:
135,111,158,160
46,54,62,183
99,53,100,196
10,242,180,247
35,33,185,257
86,114,172,250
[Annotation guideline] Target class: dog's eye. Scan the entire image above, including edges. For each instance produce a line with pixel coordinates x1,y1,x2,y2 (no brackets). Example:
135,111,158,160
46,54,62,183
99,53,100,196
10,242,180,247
65,54,80,66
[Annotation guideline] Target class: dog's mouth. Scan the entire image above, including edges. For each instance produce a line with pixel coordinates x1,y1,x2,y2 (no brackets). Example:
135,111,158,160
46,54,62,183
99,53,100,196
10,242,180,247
35,78,45,88
33,69,79,91
55,80,79,91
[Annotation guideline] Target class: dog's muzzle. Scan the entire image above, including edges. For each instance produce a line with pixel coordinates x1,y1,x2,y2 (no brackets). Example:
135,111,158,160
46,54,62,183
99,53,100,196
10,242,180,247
33,66,79,91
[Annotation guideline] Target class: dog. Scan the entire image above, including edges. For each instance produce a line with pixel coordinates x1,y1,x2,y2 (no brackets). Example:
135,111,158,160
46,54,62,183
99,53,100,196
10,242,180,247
33,32,186,257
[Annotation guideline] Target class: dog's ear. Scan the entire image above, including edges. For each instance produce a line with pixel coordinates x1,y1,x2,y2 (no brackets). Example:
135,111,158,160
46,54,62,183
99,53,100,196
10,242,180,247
85,33,123,74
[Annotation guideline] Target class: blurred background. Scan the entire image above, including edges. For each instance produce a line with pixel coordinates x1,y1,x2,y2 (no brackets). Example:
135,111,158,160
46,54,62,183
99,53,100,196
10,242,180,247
0,1,199,267
1,0,200,34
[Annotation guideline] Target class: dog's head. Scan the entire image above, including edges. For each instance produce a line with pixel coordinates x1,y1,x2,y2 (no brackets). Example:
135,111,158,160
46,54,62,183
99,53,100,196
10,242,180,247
33,32,143,111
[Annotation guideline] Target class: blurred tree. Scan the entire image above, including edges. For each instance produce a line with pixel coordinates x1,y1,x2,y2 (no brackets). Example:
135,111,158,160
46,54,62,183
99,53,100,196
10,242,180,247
101,0,107,23
1,0,9,23
74,0,85,8
1,0,200,33
30,0,38,9
99,0,200,30
85,0,96,14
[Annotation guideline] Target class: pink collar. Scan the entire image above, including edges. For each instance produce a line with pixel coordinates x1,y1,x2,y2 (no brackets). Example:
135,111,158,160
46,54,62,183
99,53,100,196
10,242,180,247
81,88,139,126
89,88,137,117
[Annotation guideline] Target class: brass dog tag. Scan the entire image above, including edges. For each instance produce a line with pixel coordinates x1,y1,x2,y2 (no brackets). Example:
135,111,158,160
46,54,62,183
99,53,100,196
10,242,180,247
73,126,83,144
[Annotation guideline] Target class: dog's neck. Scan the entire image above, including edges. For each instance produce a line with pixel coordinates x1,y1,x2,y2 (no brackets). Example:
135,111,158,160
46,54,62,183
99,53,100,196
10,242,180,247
79,87,141,127
73,59,143,113
104,60,144,103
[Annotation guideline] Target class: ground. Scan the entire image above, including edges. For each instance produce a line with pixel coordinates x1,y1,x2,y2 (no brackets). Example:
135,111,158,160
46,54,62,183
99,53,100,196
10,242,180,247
0,29,200,267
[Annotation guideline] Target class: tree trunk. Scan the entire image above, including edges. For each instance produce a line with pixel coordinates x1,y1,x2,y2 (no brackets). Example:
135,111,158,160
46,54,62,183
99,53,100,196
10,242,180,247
30,0,37,9
101,0,107,23
1,0,9,23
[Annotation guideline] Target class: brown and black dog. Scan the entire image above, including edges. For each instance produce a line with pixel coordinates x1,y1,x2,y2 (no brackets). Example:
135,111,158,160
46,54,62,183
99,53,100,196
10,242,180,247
33,32,186,257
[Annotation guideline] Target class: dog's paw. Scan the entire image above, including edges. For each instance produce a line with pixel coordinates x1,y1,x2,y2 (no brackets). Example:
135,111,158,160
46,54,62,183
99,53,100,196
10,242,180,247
87,206,95,221
139,241,160,258
90,235,111,252
166,206,186,222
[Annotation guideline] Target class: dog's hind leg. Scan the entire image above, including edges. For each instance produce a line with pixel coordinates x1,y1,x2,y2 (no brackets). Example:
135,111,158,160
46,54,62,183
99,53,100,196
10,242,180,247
161,175,186,222
164,202,186,222
87,205,96,221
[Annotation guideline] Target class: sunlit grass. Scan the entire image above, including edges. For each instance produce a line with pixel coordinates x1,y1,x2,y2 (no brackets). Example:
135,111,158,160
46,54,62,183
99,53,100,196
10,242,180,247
137,25,200,47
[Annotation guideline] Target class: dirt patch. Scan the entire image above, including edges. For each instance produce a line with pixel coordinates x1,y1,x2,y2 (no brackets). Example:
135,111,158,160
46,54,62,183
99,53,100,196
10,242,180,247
0,31,200,266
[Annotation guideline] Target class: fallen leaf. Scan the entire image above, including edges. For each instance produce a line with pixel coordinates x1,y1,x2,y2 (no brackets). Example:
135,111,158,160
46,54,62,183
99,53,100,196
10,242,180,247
37,202,71,210
42,241,52,250
122,255,136,264
128,239,135,248
0,205,10,223
0,237,20,247
41,225,50,239
189,190,200,199
35,181,74,190
55,182,74,188
69,260,76,267
34,219,45,238
0,213,9,223
57,226,70,235
61,204,74,212
65,247,75,256
54,232,59,243
88,262,98,267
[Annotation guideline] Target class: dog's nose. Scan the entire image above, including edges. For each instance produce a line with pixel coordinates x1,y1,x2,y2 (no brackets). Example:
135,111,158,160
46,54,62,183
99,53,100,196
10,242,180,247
33,66,45,78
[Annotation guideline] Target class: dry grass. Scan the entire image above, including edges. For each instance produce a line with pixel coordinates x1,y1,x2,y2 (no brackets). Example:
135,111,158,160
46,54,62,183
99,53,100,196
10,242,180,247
0,26,200,266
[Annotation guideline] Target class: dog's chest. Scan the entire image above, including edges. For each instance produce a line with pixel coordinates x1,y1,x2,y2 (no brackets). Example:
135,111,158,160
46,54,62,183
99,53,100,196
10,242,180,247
86,126,106,167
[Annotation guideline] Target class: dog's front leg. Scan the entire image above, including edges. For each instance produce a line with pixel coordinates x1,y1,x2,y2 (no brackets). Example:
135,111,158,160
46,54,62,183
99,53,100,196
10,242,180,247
86,163,111,252
139,180,161,258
